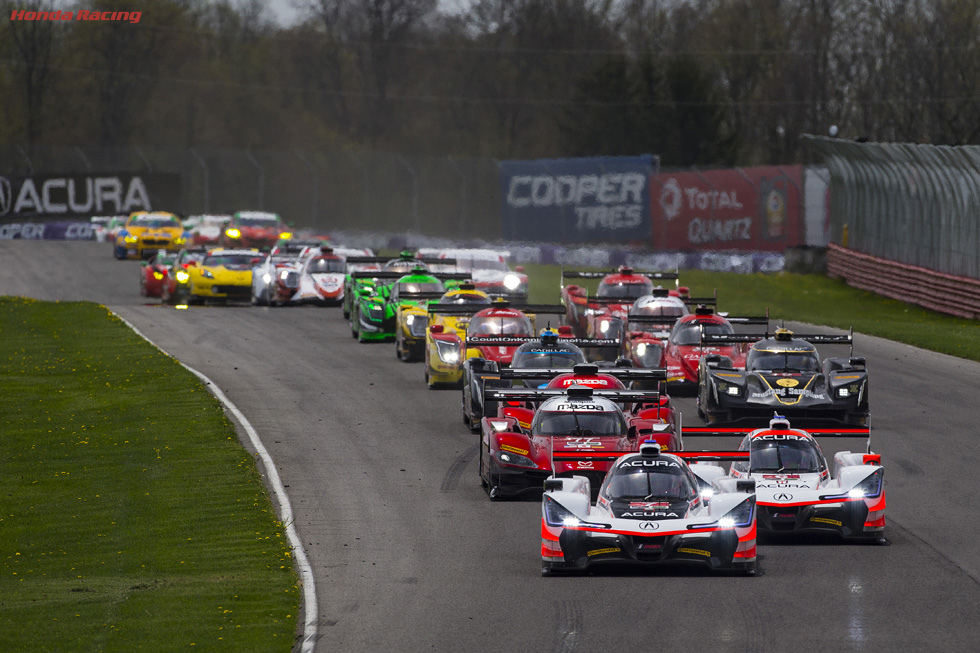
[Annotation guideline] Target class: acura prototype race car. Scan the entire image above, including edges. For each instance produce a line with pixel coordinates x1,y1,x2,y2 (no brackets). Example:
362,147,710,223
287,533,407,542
681,416,883,541
541,442,757,575
697,327,869,425
479,385,682,500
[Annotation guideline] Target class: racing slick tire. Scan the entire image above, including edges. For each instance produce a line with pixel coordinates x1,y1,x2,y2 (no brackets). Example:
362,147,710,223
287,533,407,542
161,284,174,305
356,309,370,343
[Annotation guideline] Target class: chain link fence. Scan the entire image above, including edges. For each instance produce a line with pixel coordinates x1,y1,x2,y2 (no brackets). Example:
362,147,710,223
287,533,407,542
805,136,980,279
0,144,501,241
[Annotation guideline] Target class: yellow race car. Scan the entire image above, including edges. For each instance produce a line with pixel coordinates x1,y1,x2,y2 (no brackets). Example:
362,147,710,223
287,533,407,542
113,211,189,259
187,248,261,304
423,286,494,388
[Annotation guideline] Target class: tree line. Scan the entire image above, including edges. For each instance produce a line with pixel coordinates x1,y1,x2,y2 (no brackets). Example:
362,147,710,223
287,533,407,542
2,0,978,168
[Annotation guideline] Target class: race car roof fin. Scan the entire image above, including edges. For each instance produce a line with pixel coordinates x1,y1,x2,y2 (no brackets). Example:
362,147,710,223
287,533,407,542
571,363,600,376
566,385,594,399
639,441,662,457
769,413,792,430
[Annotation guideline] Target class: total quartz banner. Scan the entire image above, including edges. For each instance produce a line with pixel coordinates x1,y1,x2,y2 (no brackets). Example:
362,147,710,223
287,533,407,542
651,166,804,252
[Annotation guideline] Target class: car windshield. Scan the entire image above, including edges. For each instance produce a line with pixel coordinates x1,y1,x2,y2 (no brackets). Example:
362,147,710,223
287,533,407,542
397,281,443,294
597,281,653,299
512,350,585,368
307,257,345,273
671,321,734,346
747,351,821,372
203,254,257,268
605,469,696,501
236,215,280,226
468,315,532,335
532,409,626,436
749,439,823,473
132,216,180,228
179,251,206,264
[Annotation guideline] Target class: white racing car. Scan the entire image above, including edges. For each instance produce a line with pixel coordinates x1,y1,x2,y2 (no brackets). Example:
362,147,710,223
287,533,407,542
288,246,371,306
682,415,885,542
541,442,757,575
418,247,528,301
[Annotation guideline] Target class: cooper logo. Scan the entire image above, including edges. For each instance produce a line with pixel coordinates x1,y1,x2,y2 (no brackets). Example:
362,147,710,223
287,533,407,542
0,176,11,215
774,493,793,501
638,521,660,530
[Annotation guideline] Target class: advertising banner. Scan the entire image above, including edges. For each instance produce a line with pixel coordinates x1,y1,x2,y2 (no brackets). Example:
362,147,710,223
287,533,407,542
0,173,181,221
651,166,804,252
500,155,658,243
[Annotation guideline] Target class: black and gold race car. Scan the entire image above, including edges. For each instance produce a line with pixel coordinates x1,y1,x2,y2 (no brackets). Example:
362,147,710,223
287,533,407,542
697,328,868,426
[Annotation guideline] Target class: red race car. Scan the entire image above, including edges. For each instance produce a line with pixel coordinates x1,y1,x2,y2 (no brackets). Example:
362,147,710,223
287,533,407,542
221,211,292,250
160,247,208,305
561,266,685,358
662,308,769,393
139,250,179,298
478,383,680,500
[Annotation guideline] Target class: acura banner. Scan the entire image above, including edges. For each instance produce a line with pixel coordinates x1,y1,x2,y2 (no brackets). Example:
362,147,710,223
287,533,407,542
0,173,181,220
499,155,658,243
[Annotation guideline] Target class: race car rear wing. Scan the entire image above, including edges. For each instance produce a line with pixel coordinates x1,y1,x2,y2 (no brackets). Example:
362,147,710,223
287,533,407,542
498,365,667,382
681,424,872,452
394,291,446,303
432,272,473,282
465,335,620,348
351,270,414,280
702,327,853,355
562,268,680,282
484,388,664,403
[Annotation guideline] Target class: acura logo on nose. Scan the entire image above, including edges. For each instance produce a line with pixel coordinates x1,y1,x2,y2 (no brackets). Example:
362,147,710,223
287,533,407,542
639,521,660,530
0,177,12,215
774,493,793,501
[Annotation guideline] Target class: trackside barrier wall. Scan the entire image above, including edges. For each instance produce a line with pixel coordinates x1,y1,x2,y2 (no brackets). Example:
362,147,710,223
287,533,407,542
827,244,980,319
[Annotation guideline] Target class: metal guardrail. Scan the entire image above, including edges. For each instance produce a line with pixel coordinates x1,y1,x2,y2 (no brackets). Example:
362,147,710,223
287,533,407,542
827,243,980,319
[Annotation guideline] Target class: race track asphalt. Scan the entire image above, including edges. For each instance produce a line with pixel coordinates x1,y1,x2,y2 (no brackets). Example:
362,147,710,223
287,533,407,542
3,240,980,651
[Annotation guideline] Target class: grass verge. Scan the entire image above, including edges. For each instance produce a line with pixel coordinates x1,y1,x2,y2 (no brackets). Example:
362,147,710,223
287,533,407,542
0,297,298,651
523,264,980,362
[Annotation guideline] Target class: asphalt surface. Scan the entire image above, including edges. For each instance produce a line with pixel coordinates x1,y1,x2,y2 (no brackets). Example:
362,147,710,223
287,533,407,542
4,240,980,651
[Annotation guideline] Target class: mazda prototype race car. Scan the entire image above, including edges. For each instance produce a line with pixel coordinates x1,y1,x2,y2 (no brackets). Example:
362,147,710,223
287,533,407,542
698,328,869,425
188,248,261,304
221,211,292,249
114,212,190,259
541,442,757,575
682,416,883,541
479,385,682,500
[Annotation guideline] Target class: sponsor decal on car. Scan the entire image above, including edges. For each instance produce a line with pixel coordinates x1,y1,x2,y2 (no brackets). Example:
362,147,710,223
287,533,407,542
587,547,621,557
776,378,799,388
630,502,671,509
500,444,529,456
553,403,605,411
622,511,679,518
678,547,712,557
810,517,842,527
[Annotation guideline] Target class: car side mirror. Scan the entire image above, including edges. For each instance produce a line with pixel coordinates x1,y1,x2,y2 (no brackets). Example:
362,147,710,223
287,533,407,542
430,324,444,334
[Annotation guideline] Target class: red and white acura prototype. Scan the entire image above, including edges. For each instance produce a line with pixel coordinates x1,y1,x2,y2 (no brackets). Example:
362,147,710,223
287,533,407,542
681,416,885,542
541,442,757,575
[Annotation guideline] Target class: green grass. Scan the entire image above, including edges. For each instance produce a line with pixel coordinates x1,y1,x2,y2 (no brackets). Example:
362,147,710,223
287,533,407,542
0,298,298,652
523,264,980,362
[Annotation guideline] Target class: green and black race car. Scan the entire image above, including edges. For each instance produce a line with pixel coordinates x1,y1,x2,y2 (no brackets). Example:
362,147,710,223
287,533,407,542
349,264,471,343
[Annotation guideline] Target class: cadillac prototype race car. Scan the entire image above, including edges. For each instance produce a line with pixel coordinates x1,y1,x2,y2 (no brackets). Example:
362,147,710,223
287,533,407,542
114,211,190,259
460,329,624,428
479,385,682,500
187,248,262,304
681,416,883,541
541,442,757,575
697,327,869,425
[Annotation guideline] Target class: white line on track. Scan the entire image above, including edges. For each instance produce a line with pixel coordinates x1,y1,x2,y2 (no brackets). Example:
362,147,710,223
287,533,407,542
111,310,317,653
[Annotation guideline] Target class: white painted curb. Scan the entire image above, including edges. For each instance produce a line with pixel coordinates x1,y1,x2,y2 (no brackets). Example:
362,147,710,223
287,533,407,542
111,311,317,653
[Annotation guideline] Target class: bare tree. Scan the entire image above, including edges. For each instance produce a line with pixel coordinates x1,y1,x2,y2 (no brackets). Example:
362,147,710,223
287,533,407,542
1,0,60,148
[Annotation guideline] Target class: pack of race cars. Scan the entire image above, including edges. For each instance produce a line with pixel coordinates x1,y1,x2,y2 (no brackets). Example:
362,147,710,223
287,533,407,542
121,217,886,575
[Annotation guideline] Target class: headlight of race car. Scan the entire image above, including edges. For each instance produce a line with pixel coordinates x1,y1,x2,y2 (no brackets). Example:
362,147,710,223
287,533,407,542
262,273,272,284
124,235,138,244
225,228,241,239
153,272,164,280
434,339,460,364
634,342,664,368
175,270,190,283
495,449,536,469
174,237,186,245
543,496,609,529
367,303,384,318
718,498,755,529
715,382,740,396
201,269,215,279
599,319,611,333
503,273,521,290
408,316,427,337
848,469,883,499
